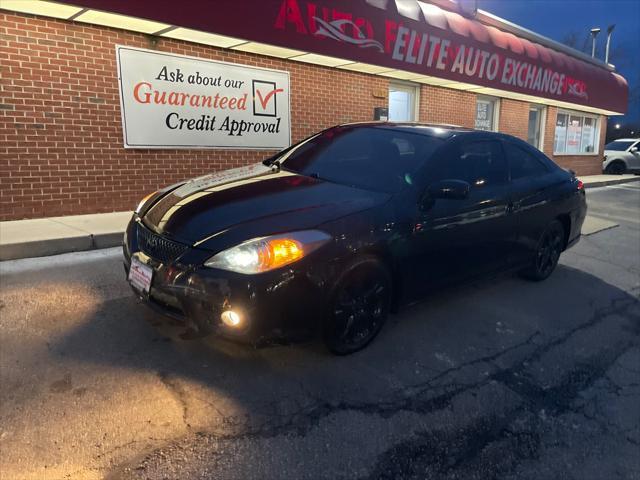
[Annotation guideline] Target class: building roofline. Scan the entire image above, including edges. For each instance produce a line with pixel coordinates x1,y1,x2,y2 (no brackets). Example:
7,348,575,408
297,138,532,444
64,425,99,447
428,0,616,72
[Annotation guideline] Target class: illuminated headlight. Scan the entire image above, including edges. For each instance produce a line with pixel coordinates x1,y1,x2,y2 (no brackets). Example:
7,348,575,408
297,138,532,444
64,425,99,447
135,191,157,214
204,230,331,274
221,310,242,327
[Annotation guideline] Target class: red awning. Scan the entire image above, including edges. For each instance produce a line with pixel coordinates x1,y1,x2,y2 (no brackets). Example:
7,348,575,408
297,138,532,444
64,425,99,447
65,0,628,113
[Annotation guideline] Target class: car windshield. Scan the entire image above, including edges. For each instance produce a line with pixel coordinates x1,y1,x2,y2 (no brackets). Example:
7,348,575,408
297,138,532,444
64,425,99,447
605,141,635,151
273,126,445,193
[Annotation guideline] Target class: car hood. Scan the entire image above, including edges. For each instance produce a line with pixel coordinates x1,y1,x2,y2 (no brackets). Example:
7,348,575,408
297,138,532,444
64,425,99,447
142,163,390,246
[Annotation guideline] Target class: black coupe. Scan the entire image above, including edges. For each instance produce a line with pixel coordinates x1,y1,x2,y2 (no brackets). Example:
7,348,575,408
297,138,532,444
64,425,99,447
124,123,587,354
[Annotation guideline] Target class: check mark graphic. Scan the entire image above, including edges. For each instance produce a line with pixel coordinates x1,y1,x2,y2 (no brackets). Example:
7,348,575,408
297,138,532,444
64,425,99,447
255,88,283,109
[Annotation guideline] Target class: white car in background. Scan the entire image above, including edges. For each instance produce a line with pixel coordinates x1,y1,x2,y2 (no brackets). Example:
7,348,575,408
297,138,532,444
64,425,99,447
603,138,640,174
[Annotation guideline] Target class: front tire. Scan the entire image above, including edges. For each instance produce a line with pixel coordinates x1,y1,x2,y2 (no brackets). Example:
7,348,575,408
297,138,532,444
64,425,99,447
323,257,392,355
605,160,626,175
520,220,564,281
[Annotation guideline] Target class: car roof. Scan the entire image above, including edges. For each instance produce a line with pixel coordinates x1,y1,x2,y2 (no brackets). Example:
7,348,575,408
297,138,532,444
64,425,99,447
332,121,530,143
608,138,639,142
333,121,477,138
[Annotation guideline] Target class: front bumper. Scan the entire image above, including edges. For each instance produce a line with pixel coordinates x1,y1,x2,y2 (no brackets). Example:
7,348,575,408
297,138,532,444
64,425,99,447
123,218,328,342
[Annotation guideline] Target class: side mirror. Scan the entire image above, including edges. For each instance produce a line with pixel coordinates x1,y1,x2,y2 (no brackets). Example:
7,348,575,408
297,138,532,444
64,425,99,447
631,146,638,153
428,179,471,200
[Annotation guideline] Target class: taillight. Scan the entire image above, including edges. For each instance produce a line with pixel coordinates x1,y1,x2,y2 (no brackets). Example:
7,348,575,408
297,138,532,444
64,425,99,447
577,180,584,190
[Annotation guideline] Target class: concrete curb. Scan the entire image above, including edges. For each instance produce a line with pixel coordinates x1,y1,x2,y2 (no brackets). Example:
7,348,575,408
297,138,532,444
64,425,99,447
0,211,131,261
583,175,640,189
1,236,92,261
0,232,124,261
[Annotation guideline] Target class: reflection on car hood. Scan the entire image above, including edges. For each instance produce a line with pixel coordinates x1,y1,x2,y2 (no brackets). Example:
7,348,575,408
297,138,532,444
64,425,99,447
142,166,390,244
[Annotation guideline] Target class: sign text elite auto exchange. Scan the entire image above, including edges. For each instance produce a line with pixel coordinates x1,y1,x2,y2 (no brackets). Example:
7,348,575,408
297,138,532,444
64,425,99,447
275,0,588,101
116,46,290,149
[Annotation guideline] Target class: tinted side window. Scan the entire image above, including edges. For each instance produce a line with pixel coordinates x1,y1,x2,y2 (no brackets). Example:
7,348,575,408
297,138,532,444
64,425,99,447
504,141,549,179
282,127,443,193
430,140,507,188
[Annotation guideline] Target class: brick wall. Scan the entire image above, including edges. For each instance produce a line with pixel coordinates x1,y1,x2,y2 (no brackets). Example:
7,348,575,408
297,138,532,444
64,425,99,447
0,12,388,220
419,85,476,128
498,98,530,141
0,11,606,221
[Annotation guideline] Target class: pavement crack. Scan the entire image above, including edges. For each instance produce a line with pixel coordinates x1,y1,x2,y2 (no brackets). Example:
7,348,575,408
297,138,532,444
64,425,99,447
362,295,640,480
158,371,191,430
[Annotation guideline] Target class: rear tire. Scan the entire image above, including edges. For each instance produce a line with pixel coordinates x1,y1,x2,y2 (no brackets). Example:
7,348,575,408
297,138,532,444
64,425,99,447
323,256,392,355
519,220,564,282
605,160,626,175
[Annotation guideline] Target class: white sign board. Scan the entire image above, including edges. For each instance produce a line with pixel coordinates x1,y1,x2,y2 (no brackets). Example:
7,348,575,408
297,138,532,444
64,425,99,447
116,46,290,149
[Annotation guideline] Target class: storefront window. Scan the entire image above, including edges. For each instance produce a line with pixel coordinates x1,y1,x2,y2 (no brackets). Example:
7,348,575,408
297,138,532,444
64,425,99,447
581,117,597,152
475,97,497,131
554,111,599,155
527,106,545,149
554,113,568,154
566,115,582,154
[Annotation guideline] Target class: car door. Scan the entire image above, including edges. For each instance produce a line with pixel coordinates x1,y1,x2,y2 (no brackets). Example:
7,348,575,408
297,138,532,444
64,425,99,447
404,135,515,298
502,139,557,266
626,141,640,170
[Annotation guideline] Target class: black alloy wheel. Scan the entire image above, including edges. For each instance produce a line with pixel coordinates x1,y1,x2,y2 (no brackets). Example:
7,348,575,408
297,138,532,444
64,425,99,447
521,220,564,281
324,257,392,355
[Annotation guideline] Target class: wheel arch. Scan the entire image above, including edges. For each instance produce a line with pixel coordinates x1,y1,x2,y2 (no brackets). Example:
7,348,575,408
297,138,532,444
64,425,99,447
355,245,402,312
605,158,627,172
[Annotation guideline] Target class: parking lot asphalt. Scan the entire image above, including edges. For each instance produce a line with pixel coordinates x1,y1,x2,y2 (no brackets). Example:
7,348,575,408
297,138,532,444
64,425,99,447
1,183,639,480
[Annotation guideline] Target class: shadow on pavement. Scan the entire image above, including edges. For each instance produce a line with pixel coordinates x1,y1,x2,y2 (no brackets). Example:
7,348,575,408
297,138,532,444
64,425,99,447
5,263,640,479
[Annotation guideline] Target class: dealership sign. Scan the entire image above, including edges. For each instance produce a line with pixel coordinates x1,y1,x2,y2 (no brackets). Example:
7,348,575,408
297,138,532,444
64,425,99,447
116,46,290,149
75,1,628,114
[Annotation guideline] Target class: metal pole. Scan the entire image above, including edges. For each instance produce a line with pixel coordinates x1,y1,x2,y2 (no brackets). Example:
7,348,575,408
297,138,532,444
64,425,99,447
605,25,615,64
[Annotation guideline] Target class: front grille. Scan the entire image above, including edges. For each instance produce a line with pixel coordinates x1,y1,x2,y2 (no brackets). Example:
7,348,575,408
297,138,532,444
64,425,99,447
137,224,188,264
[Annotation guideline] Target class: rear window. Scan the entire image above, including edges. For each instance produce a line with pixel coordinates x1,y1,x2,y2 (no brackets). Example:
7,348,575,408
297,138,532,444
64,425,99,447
280,127,444,193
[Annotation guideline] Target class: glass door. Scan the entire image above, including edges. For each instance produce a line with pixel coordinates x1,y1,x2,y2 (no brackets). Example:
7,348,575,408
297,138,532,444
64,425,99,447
388,84,417,121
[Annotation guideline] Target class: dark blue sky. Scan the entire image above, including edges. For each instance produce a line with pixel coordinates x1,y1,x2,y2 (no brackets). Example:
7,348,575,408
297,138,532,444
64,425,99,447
477,0,640,122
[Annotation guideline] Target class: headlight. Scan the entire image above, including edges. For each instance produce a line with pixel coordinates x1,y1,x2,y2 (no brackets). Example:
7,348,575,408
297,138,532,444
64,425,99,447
204,230,331,274
135,191,157,214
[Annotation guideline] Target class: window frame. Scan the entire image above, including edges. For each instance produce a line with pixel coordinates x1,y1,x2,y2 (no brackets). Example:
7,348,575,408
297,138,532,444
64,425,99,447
553,109,601,156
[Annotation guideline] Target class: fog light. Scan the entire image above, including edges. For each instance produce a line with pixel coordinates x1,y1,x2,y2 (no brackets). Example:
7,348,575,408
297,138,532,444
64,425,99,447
221,310,241,328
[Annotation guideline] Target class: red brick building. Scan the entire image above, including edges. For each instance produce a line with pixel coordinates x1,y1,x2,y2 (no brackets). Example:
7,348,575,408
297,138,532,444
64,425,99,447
0,0,628,220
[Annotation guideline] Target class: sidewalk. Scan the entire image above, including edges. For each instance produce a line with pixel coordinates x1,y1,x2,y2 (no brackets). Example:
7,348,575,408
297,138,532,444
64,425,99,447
579,174,640,188
0,211,131,261
1,174,639,261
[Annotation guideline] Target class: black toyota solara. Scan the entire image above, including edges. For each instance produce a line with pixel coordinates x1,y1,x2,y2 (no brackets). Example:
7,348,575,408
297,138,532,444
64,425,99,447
124,122,587,354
